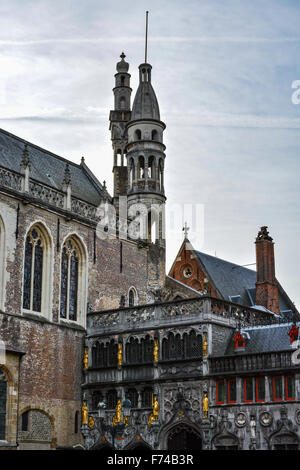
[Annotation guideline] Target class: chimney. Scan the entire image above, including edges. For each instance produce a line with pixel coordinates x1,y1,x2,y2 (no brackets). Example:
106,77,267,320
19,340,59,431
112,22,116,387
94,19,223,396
255,226,280,315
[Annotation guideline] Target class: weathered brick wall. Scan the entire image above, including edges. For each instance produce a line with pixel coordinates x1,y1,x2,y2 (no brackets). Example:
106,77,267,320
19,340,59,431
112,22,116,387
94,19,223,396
0,312,84,448
0,353,19,449
0,191,151,448
0,194,150,318
168,241,219,298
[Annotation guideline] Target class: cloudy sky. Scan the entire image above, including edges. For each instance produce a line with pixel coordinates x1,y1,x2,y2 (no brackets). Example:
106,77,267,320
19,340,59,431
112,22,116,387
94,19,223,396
0,0,299,308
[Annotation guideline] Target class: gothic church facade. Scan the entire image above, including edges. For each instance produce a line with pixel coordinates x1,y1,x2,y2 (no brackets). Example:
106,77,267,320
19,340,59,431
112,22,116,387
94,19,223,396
0,51,299,451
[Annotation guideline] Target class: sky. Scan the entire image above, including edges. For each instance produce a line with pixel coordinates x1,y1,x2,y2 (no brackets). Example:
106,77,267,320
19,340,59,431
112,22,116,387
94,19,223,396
0,0,299,309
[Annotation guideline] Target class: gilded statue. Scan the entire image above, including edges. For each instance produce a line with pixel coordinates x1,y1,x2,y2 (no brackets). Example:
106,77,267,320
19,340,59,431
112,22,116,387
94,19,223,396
83,348,88,369
112,399,122,426
202,392,209,418
203,334,208,357
82,401,88,425
117,343,123,366
88,416,95,429
149,395,159,425
153,339,159,362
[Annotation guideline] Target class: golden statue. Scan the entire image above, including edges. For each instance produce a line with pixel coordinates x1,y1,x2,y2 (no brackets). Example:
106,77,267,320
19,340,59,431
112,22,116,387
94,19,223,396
149,395,159,425
203,334,208,357
153,339,159,362
82,401,88,425
117,343,123,366
83,348,88,369
202,392,209,418
88,416,95,429
112,399,122,427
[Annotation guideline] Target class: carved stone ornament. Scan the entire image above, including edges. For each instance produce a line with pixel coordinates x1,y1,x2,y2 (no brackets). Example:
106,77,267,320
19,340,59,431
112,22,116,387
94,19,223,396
260,411,273,427
235,412,247,428
295,410,300,425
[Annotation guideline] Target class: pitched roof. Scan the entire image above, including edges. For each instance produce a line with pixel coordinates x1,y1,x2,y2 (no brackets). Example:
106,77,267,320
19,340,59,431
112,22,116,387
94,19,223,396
0,127,109,206
195,249,296,318
222,321,300,356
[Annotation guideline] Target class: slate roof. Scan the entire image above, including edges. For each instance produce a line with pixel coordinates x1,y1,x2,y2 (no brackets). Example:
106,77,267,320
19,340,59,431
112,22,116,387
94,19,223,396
194,250,296,318
131,64,160,121
222,322,300,356
0,128,108,206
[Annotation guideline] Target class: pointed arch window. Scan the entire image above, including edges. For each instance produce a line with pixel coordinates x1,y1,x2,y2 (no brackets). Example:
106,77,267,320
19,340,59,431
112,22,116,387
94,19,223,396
23,227,45,312
128,287,137,307
60,238,80,321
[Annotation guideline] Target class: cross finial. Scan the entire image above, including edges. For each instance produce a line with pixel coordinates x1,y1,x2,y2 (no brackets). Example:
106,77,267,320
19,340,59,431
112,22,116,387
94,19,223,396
182,222,190,239
120,52,126,60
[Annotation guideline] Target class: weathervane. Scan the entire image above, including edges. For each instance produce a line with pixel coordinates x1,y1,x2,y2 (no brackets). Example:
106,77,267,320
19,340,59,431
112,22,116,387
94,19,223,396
183,222,190,239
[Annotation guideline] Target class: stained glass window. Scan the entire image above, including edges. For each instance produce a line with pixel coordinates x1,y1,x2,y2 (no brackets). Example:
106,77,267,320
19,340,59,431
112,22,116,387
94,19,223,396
23,227,44,312
60,239,79,321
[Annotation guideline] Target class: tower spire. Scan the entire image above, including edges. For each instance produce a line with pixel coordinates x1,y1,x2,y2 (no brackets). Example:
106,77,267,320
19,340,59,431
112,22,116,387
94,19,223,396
145,11,149,63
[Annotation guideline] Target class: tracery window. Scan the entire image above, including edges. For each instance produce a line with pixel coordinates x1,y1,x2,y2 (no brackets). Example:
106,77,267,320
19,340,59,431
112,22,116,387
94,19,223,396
60,239,80,321
106,390,118,409
126,337,142,364
141,387,153,408
23,226,45,312
0,370,7,440
162,331,202,361
126,388,139,408
92,390,103,410
92,341,117,368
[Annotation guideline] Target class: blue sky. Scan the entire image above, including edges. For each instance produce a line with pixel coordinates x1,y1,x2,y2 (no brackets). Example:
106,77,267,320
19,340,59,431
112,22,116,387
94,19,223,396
0,0,299,308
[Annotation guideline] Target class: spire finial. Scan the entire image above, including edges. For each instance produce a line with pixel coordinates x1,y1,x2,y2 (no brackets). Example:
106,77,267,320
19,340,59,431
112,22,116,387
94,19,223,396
145,11,149,63
182,222,190,239
21,143,30,168
63,162,71,185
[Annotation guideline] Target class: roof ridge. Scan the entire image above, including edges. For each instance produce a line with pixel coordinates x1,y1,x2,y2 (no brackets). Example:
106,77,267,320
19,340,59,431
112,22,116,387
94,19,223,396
0,127,82,168
195,249,256,273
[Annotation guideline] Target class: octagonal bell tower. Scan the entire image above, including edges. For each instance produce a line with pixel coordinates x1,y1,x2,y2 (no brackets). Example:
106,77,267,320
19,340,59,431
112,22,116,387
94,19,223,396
126,61,166,243
125,54,166,296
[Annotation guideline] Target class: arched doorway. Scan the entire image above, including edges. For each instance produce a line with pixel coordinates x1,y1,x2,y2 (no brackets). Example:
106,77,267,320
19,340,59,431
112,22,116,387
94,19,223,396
167,424,202,450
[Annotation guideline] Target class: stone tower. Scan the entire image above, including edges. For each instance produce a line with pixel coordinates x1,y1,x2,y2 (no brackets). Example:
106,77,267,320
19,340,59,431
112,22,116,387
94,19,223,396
125,60,167,296
109,52,132,203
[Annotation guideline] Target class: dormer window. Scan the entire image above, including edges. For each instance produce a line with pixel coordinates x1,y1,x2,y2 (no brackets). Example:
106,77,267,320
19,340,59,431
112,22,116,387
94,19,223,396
234,331,245,349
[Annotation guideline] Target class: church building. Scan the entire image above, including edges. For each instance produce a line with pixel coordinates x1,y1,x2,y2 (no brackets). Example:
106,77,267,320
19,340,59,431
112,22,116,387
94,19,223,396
0,47,299,451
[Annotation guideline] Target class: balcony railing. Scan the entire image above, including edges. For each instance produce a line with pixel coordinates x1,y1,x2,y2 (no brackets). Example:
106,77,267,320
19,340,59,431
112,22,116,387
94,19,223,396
210,350,294,374
0,165,100,222
87,296,285,335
